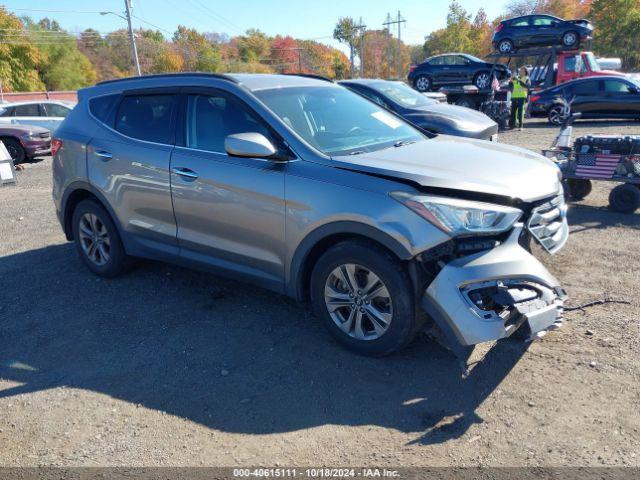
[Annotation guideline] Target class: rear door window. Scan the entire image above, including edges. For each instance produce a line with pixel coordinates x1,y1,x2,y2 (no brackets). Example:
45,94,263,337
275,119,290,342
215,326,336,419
568,81,598,95
14,104,41,116
511,18,530,27
115,94,177,144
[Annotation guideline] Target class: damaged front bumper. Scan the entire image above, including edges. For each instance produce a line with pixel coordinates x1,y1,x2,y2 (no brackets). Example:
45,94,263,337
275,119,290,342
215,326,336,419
421,225,567,356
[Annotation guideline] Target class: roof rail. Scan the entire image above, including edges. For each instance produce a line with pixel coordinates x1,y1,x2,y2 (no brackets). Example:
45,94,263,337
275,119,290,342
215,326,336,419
97,72,239,86
283,73,334,83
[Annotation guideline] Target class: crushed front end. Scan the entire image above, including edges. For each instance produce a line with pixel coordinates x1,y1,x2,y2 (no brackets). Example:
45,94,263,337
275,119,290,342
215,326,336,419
415,192,569,358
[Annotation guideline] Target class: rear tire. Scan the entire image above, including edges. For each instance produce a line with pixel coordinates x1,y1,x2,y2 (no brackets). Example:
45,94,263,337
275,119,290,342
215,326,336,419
562,31,579,48
72,199,129,277
2,138,25,164
414,75,432,92
454,97,476,109
497,39,514,54
310,241,419,357
609,184,640,214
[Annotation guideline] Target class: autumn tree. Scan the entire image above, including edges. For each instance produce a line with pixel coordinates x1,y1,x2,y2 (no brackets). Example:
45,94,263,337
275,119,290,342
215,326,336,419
270,35,301,73
590,0,640,70
334,17,362,76
0,9,43,91
173,25,222,72
26,17,96,90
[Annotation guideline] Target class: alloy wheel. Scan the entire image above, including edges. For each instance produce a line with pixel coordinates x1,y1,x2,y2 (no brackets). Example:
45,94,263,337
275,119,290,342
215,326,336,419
415,76,430,92
498,40,513,53
78,213,111,266
549,106,568,125
475,73,490,89
324,263,393,341
563,32,577,46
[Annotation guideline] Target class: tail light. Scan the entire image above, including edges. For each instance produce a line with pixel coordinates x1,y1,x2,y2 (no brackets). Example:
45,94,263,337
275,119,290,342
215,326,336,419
529,95,540,103
495,23,504,33
51,138,63,156
409,65,417,73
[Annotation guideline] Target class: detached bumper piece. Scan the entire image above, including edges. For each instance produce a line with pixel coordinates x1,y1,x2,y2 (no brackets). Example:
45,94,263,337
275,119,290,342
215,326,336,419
421,225,567,359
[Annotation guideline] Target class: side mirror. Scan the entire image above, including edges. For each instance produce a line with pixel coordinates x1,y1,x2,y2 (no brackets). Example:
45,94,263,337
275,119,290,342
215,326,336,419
629,86,639,94
224,132,277,159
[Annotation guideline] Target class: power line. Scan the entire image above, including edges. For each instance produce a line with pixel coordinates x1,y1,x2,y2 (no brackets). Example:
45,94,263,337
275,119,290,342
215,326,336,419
383,10,406,79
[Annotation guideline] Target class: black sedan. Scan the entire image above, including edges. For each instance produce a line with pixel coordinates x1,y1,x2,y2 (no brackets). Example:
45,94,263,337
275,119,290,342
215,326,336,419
408,53,510,92
339,79,498,141
492,14,593,53
529,76,640,124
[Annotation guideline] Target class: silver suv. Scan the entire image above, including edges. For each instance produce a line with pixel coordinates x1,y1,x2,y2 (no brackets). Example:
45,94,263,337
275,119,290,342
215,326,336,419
52,73,568,358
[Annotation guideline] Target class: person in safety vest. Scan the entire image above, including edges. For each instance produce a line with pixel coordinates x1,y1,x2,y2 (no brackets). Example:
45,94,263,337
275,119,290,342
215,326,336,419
509,66,531,131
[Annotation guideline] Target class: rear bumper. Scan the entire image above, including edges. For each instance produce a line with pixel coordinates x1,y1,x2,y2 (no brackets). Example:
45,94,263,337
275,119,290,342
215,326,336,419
421,226,566,348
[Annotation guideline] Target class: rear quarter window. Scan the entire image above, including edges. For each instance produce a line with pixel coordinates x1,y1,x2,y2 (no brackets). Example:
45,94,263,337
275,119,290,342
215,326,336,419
89,94,120,123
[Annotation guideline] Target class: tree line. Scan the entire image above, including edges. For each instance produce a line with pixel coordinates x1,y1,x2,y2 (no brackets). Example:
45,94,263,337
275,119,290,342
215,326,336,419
0,9,350,92
1,0,639,93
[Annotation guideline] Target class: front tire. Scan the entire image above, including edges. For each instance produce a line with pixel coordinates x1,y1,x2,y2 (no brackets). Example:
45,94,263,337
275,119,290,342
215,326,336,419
414,75,431,92
310,241,419,357
72,199,129,277
565,179,592,201
609,184,640,214
2,138,25,164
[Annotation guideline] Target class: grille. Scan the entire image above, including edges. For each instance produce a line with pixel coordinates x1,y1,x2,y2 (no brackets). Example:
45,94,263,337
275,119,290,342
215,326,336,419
526,194,568,254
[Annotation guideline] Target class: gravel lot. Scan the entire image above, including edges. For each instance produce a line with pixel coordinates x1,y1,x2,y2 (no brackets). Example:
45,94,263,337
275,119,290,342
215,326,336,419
0,118,638,467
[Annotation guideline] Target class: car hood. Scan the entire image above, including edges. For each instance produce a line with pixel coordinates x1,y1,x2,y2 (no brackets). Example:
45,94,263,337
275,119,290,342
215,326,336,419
332,136,561,202
0,123,49,135
405,103,497,131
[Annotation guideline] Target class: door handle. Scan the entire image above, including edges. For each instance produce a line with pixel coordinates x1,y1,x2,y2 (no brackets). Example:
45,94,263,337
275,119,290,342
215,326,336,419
172,167,199,180
95,150,113,161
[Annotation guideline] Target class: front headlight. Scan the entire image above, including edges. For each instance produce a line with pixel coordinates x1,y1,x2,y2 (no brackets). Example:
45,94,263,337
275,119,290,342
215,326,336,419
391,192,522,236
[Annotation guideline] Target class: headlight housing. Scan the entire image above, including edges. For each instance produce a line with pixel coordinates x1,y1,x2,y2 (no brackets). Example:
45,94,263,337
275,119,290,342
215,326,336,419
391,192,522,236
20,132,37,140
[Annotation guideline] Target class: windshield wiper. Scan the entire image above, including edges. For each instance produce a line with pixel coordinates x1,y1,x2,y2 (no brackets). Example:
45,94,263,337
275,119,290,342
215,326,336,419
349,150,366,155
393,140,416,148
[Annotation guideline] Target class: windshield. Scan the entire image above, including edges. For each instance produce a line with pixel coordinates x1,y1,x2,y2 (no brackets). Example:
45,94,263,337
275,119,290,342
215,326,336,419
254,86,425,156
372,82,435,109
584,52,601,72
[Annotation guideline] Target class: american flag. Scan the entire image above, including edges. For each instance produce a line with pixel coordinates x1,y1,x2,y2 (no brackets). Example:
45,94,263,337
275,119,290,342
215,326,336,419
575,153,621,179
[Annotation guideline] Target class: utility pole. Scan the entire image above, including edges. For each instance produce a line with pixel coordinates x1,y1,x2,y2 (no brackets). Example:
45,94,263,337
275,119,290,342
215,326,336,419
355,17,366,77
383,11,406,79
124,0,141,76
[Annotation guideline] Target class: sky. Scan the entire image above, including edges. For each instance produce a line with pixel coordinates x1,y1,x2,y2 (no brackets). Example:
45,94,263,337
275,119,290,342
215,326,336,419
3,0,506,52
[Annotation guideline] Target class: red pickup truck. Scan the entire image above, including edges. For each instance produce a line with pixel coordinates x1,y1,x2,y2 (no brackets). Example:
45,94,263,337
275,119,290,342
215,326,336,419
538,50,624,85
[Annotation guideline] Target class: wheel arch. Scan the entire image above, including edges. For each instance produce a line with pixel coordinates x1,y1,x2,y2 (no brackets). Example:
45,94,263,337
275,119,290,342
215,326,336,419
288,221,413,302
61,181,124,242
